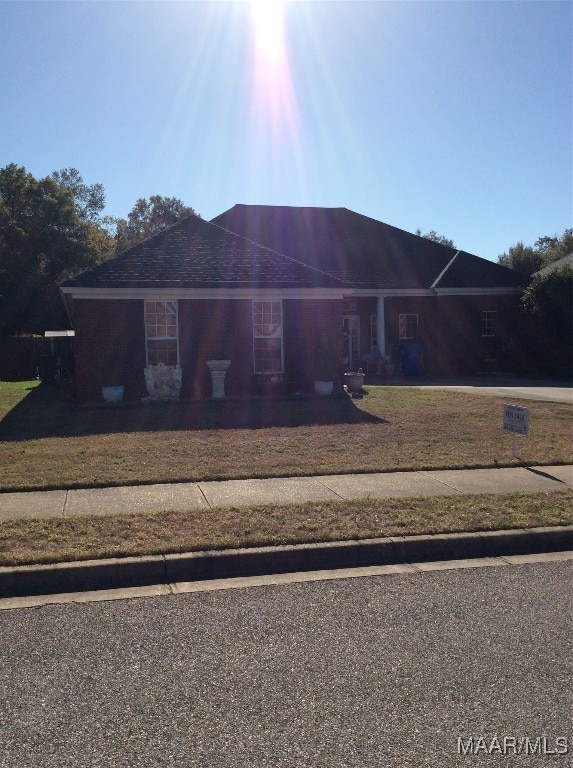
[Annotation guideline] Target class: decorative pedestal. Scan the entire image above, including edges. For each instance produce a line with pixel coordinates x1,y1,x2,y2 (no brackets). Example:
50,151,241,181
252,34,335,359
144,364,182,400
206,360,231,399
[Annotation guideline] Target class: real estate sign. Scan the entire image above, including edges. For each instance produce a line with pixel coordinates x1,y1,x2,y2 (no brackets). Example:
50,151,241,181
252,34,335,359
503,404,529,435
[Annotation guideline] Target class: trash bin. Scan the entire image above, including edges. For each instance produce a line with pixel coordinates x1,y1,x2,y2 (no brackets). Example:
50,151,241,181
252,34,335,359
39,355,57,384
401,343,423,376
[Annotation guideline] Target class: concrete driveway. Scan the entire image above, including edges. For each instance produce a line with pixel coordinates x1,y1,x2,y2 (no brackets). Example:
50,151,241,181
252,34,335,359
411,380,572,403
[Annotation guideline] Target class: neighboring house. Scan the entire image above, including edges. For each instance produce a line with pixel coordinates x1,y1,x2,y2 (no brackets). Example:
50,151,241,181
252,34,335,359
60,206,526,401
532,252,573,277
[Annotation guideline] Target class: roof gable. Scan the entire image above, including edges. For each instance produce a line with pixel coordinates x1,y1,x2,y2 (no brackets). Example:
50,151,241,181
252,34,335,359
61,214,347,290
431,249,526,289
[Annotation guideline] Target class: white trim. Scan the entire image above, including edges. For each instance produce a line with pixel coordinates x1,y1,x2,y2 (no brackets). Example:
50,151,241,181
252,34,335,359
347,287,521,297
61,285,521,301
61,286,346,301
344,288,435,297
431,250,461,288
433,287,521,296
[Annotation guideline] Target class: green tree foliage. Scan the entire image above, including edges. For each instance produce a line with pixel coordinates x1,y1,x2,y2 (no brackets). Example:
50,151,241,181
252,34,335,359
498,242,543,275
522,265,572,315
51,168,105,223
498,229,573,276
521,265,572,377
415,229,456,248
115,195,197,252
0,164,115,334
534,230,573,264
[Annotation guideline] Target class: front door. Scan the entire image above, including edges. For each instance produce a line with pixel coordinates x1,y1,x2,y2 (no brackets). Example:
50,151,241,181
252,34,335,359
343,315,360,371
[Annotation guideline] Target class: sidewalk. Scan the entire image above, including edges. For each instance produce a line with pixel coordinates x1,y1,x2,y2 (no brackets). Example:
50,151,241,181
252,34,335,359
1,466,571,601
0,465,572,521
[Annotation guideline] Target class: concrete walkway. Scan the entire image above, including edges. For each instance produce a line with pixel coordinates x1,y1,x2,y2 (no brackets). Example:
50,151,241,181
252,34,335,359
1,466,571,601
1,465,571,521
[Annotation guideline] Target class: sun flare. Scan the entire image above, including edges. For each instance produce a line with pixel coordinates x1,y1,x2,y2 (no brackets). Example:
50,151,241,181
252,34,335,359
249,0,301,150
251,0,285,68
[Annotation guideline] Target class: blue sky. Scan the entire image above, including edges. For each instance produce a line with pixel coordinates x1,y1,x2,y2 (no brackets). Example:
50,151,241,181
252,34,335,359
1,0,571,261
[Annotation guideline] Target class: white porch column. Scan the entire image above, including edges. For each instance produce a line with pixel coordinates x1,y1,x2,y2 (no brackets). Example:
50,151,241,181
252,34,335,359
376,296,386,357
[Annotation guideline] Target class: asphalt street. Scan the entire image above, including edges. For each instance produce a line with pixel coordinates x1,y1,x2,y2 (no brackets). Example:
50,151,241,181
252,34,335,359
1,560,571,767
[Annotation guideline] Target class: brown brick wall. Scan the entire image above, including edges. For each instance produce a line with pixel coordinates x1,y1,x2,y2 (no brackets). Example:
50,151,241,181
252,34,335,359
384,294,522,376
69,293,522,401
283,299,343,391
70,299,146,401
182,298,344,396
179,299,252,398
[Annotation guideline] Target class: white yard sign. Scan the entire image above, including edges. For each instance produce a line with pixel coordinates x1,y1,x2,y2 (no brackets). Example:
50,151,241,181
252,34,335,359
503,403,529,457
503,404,529,435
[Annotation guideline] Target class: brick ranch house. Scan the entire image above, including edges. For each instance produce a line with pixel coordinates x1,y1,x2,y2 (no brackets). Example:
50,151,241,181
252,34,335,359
60,205,526,401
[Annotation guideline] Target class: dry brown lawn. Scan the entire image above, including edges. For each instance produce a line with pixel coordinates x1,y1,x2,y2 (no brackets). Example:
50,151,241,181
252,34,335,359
1,490,571,567
0,380,571,491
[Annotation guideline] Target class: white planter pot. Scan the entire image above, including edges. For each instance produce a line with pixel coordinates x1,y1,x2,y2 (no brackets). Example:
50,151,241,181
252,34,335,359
102,385,124,405
314,380,334,396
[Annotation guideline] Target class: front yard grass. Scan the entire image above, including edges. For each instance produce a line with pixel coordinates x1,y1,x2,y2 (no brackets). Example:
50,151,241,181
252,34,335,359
1,490,571,567
1,380,571,491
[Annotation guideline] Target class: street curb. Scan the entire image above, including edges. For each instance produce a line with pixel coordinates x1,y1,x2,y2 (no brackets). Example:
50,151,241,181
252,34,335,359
1,526,571,599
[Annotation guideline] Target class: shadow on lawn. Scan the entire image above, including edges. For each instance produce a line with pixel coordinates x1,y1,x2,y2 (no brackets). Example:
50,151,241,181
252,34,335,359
0,384,386,440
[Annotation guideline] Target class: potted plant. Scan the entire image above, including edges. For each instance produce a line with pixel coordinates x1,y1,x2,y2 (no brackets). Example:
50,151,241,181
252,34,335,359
101,384,124,404
343,368,365,392
313,379,334,396
313,346,339,396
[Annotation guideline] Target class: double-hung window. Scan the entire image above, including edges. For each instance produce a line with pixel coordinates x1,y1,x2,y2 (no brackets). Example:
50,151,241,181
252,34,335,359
145,300,179,365
399,313,418,340
481,311,497,338
252,301,283,374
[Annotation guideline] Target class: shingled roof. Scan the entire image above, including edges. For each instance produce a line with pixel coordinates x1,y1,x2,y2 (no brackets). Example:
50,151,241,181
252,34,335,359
63,205,525,293
211,205,526,290
61,213,349,290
